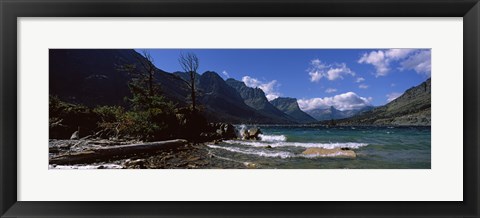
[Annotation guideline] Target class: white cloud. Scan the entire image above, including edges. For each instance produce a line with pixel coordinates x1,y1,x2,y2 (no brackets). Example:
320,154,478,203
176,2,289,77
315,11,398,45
221,70,230,78
242,76,280,101
242,76,261,87
386,92,403,102
358,50,389,76
391,83,396,87
400,50,431,76
358,84,369,89
356,77,365,83
298,92,372,111
358,49,427,77
307,59,354,82
309,71,323,82
386,49,415,60
325,88,337,93
265,94,279,101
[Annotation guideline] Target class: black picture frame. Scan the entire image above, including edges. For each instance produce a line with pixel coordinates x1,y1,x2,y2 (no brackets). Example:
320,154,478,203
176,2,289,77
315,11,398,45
1,0,479,217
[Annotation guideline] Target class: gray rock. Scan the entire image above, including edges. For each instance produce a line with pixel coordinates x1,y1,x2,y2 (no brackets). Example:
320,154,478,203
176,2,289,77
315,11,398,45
243,127,262,140
221,123,236,139
70,131,79,140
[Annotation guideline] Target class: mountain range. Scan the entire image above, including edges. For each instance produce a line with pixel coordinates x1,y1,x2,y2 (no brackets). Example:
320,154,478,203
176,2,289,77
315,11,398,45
305,106,375,121
225,79,297,123
50,49,308,124
50,49,431,126
332,78,431,126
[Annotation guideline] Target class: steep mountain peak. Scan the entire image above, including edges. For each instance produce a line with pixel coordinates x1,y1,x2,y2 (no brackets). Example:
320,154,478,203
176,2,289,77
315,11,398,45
270,97,317,123
271,97,296,103
270,97,300,110
225,78,239,83
202,71,222,79
49,49,188,107
49,49,294,124
225,78,296,123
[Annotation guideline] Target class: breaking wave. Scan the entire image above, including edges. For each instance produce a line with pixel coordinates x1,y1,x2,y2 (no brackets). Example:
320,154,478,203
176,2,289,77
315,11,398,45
258,134,287,142
208,144,355,158
223,140,368,149
207,144,293,158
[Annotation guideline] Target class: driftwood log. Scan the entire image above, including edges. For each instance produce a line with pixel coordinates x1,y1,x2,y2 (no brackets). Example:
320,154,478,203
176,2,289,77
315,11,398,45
50,139,188,165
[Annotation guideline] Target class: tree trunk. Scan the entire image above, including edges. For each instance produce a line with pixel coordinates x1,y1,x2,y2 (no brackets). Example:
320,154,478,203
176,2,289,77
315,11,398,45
50,139,188,165
190,72,196,111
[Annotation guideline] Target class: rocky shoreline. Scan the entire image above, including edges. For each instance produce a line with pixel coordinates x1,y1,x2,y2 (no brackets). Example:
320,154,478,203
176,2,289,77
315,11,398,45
49,125,362,169
49,138,251,169
49,124,267,169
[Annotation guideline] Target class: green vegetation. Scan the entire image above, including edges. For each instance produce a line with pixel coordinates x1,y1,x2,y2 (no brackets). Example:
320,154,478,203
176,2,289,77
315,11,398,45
119,50,179,141
49,95,98,139
120,108,177,141
91,105,177,140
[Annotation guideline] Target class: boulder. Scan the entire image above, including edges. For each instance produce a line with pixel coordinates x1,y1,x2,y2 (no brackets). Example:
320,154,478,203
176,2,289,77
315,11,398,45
175,109,208,141
302,147,356,158
70,130,80,140
124,159,146,169
243,162,257,169
243,127,262,140
220,123,236,139
198,122,237,142
199,132,220,142
206,122,237,140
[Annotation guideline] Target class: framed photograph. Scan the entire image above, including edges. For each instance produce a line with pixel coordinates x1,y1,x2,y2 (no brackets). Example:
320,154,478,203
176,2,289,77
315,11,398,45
1,0,479,217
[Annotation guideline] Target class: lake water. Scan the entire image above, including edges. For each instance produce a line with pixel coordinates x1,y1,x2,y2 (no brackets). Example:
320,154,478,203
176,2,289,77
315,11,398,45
207,125,431,169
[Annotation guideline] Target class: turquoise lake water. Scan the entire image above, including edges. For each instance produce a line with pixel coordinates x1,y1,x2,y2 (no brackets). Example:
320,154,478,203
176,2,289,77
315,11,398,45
207,125,431,169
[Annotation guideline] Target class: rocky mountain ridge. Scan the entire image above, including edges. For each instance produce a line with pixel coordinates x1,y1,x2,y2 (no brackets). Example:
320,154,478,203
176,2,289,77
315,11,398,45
269,97,317,123
306,106,375,121
333,78,431,126
225,79,297,123
50,49,431,126
50,49,294,124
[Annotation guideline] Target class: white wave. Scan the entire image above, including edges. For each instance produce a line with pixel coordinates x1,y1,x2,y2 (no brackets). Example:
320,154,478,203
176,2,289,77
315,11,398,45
236,124,248,138
258,134,287,142
224,140,271,147
224,140,367,149
208,144,353,159
207,144,293,158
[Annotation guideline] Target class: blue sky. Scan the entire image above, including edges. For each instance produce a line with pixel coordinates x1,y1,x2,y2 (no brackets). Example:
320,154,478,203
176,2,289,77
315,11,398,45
137,49,431,111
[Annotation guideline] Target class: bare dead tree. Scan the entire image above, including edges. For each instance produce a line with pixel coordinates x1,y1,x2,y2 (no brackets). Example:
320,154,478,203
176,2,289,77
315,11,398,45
119,50,164,110
178,52,199,111
138,50,157,98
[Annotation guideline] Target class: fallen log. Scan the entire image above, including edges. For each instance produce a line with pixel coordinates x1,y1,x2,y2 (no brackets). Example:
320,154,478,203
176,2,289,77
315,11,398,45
50,139,188,165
